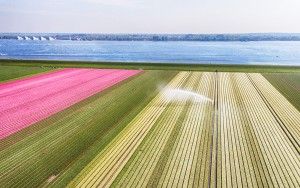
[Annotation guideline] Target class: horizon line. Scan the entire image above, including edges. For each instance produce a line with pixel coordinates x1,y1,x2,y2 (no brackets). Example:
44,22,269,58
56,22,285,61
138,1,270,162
1,32,300,35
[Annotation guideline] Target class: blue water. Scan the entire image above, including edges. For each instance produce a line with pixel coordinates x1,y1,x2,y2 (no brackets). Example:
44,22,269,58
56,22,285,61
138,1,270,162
0,40,300,65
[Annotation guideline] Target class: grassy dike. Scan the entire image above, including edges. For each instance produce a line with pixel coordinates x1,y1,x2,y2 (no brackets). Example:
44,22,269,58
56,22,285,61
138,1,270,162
1,59,300,73
0,70,177,188
0,65,54,82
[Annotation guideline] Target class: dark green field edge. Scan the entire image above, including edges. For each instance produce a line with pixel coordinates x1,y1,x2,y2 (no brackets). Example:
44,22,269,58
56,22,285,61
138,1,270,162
263,73,300,111
0,70,177,188
0,65,55,82
1,59,300,73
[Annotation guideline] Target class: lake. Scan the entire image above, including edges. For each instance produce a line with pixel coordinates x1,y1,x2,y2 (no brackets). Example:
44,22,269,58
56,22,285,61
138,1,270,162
0,40,300,65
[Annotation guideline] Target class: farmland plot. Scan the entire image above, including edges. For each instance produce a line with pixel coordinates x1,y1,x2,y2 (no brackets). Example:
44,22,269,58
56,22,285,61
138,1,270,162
70,72,299,188
249,73,300,150
111,72,217,188
68,72,194,187
155,72,215,188
0,69,299,188
112,72,207,188
0,68,141,139
0,70,175,188
217,73,294,187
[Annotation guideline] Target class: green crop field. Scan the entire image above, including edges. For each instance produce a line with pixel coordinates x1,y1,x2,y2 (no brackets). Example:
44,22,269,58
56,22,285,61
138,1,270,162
264,73,300,111
0,65,54,82
67,72,299,188
0,68,176,187
0,63,299,188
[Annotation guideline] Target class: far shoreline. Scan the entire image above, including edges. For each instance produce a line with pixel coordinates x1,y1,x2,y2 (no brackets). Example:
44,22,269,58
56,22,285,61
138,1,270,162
1,59,299,73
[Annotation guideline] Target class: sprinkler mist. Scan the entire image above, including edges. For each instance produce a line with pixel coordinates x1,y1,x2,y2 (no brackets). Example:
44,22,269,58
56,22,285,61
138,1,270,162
159,86,213,103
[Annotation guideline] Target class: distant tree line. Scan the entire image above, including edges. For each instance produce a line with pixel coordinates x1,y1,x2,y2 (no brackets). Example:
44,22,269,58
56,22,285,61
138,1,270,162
1,33,300,41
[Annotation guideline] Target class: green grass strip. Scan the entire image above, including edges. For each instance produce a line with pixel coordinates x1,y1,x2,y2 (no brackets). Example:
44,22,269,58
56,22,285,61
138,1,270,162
0,65,54,82
1,59,300,73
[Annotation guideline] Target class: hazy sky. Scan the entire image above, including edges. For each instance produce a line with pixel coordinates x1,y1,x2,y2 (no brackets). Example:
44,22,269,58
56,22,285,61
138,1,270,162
0,0,300,33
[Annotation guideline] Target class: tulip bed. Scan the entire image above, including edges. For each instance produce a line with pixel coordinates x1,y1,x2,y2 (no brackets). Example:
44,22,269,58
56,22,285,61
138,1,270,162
0,66,299,188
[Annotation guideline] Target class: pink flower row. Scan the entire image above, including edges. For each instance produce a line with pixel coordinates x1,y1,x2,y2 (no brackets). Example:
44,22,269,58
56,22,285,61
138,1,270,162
0,68,142,139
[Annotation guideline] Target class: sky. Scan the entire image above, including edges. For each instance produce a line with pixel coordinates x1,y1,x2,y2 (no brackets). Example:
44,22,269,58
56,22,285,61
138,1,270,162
0,0,300,33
